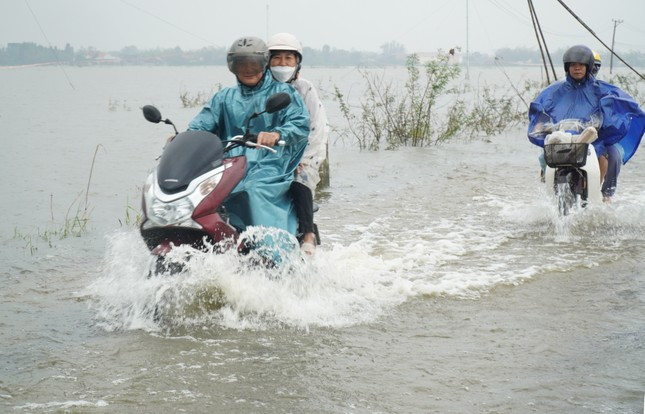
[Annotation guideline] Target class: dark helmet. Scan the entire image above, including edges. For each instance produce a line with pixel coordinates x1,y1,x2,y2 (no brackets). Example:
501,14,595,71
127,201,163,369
562,45,594,75
226,36,269,74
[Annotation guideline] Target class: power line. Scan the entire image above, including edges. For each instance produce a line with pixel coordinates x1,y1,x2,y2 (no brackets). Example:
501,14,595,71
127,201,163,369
485,0,531,25
469,1,496,54
623,21,645,35
555,0,644,80
527,0,557,82
614,40,645,48
24,0,75,90
118,0,217,47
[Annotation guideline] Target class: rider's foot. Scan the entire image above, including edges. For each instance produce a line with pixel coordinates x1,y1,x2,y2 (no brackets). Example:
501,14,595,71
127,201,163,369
301,233,316,256
301,242,315,256
603,195,612,203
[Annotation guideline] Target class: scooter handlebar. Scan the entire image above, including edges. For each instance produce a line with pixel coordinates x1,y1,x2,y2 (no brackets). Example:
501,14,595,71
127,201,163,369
223,135,283,153
245,141,278,154
248,134,284,147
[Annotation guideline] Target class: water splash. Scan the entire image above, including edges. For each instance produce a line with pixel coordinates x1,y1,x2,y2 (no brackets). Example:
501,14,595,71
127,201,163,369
86,228,410,332
87,187,645,333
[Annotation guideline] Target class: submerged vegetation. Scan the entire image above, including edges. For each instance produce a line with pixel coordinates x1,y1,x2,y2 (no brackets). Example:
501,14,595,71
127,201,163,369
333,56,645,151
334,53,539,150
179,84,221,108
119,197,142,228
13,145,103,254
13,191,91,255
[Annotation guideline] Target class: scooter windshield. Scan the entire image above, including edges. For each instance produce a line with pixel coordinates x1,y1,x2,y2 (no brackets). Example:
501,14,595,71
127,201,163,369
529,111,603,139
157,130,225,193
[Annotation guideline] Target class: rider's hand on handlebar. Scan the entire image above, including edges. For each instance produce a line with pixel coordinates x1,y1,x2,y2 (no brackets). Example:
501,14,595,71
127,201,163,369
257,131,280,147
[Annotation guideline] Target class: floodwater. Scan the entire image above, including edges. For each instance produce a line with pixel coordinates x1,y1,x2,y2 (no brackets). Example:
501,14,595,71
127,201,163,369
1,65,644,413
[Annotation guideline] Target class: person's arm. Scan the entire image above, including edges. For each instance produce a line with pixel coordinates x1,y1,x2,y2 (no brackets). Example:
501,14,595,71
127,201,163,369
188,92,223,132
271,88,310,147
256,131,281,146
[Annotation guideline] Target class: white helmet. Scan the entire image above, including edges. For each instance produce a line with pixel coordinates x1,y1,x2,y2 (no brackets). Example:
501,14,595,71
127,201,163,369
267,33,303,83
267,32,303,62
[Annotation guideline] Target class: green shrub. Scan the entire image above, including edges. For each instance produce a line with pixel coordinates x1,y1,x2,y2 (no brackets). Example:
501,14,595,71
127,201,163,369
335,52,541,150
606,73,645,106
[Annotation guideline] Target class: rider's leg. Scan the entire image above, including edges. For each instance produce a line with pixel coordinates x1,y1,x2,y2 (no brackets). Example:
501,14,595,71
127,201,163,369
538,151,546,182
289,181,315,245
601,144,623,199
598,154,608,186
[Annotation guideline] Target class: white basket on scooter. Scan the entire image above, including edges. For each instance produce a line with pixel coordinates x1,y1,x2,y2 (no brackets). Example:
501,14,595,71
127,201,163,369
544,143,589,168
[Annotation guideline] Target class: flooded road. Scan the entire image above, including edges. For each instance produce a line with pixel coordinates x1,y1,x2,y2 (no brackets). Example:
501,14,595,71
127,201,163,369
1,66,644,413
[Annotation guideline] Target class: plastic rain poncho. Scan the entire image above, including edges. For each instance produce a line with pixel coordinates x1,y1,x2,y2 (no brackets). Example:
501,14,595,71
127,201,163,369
528,74,645,164
291,77,329,195
188,71,310,234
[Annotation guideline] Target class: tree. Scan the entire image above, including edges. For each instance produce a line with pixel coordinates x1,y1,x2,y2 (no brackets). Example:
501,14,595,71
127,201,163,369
379,41,406,65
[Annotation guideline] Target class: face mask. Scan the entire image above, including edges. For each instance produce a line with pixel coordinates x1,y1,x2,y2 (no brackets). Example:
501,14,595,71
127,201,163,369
271,66,297,83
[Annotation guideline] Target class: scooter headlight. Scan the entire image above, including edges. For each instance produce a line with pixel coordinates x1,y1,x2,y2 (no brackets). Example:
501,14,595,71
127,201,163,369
141,167,225,230
148,197,194,226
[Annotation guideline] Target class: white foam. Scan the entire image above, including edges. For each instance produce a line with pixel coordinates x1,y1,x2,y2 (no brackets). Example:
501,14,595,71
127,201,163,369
15,400,108,410
87,181,645,332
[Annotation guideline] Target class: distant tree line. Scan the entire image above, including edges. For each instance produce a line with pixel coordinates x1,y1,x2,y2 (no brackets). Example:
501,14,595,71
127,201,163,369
0,41,409,66
1,41,644,68
0,42,75,65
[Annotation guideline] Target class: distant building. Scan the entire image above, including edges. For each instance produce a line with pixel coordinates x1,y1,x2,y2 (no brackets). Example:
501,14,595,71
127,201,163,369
89,53,121,64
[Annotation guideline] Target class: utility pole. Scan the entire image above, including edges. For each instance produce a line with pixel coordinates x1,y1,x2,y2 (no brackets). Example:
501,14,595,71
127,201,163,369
610,18,623,74
465,0,470,80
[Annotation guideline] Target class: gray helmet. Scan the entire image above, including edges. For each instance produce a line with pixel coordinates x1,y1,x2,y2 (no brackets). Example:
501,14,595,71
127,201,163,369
226,36,269,74
562,45,594,75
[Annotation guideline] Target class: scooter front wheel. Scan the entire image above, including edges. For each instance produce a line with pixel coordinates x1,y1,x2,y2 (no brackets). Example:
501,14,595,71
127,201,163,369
147,255,186,277
555,182,577,216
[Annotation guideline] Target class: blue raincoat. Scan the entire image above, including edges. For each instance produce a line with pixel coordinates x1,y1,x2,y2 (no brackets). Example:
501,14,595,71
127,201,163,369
528,74,645,164
189,70,310,234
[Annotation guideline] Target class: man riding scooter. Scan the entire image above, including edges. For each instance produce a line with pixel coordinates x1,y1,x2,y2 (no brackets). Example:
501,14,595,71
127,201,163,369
528,44,645,201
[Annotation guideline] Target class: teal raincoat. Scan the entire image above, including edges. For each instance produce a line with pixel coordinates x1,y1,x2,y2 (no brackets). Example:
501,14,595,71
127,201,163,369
189,71,310,234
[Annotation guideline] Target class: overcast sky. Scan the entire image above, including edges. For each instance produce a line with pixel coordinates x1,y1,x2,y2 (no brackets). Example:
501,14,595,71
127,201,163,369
2,0,644,57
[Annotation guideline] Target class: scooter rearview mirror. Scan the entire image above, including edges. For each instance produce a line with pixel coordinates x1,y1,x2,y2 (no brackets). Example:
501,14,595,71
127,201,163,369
265,92,291,114
142,105,163,124
243,93,292,135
